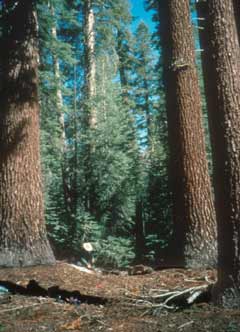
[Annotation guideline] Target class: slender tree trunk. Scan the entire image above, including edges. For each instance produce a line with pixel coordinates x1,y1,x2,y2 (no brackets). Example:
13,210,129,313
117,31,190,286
143,73,151,148
117,30,128,94
101,57,107,120
50,5,67,154
116,28,135,119
201,0,240,307
50,4,78,240
0,1,55,266
70,64,78,235
135,200,146,263
159,0,216,267
116,30,138,145
84,0,96,128
133,43,152,147
82,0,97,216
50,4,72,223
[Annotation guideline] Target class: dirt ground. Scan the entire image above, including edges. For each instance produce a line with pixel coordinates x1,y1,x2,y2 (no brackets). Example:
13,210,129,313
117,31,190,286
0,262,239,332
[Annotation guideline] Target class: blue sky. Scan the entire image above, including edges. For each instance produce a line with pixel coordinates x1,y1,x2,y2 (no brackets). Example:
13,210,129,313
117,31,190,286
130,0,156,32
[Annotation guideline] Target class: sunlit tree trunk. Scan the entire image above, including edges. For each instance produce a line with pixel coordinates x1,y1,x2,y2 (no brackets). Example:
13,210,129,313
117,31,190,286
50,3,72,223
201,0,240,307
83,0,97,216
84,0,96,128
159,0,217,267
50,4,67,154
70,64,78,235
0,0,55,266
143,70,151,148
50,4,78,239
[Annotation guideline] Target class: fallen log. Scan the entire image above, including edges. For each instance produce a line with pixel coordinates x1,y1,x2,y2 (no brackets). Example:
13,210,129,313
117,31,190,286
0,280,108,305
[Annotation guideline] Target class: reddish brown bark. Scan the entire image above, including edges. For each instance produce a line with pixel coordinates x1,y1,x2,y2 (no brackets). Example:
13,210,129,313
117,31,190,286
160,0,217,267
201,0,240,307
0,1,55,266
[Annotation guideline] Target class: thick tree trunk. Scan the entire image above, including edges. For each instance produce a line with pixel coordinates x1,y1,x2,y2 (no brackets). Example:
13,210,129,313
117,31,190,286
0,1,55,266
159,0,217,267
201,0,240,307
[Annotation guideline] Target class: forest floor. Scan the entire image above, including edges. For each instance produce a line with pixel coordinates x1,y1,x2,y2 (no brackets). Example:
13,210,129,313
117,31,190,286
0,262,239,332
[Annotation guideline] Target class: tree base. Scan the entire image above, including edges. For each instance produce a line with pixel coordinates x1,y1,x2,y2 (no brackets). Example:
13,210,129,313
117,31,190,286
159,245,217,269
212,281,240,308
184,249,217,269
0,239,56,267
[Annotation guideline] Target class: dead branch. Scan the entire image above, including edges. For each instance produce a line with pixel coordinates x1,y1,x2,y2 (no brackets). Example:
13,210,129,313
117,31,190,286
125,284,212,312
178,320,194,329
0,301,52,314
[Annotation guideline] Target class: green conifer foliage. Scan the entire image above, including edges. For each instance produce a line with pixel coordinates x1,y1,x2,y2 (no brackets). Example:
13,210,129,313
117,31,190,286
38,0,79,250
132,21,171,263
37,0,171,267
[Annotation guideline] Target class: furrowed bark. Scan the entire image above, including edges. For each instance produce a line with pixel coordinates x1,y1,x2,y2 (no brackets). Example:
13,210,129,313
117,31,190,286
159,0,217,267
0,0,55,266
201,0,240,308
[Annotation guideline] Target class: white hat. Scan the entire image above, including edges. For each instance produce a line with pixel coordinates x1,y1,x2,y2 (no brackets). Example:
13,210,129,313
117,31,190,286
82,242,93,252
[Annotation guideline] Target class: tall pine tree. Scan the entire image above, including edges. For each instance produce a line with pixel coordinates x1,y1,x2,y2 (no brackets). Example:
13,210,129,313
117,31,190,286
146,0,217,267
200,0,240,307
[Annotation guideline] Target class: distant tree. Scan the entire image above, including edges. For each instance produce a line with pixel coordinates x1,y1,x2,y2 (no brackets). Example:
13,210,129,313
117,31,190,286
133,22,155,149
131,22,155,262
151,0,217,267
84,0,96,127
65,0,139,266
132,21,170,263
0,0,55,266
38,0,79,248
115,28,133,106
49,1,78,241
199,0,240,307
81,0,98,217
87,54,137,267
94,55,137,226
94,0,141,262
